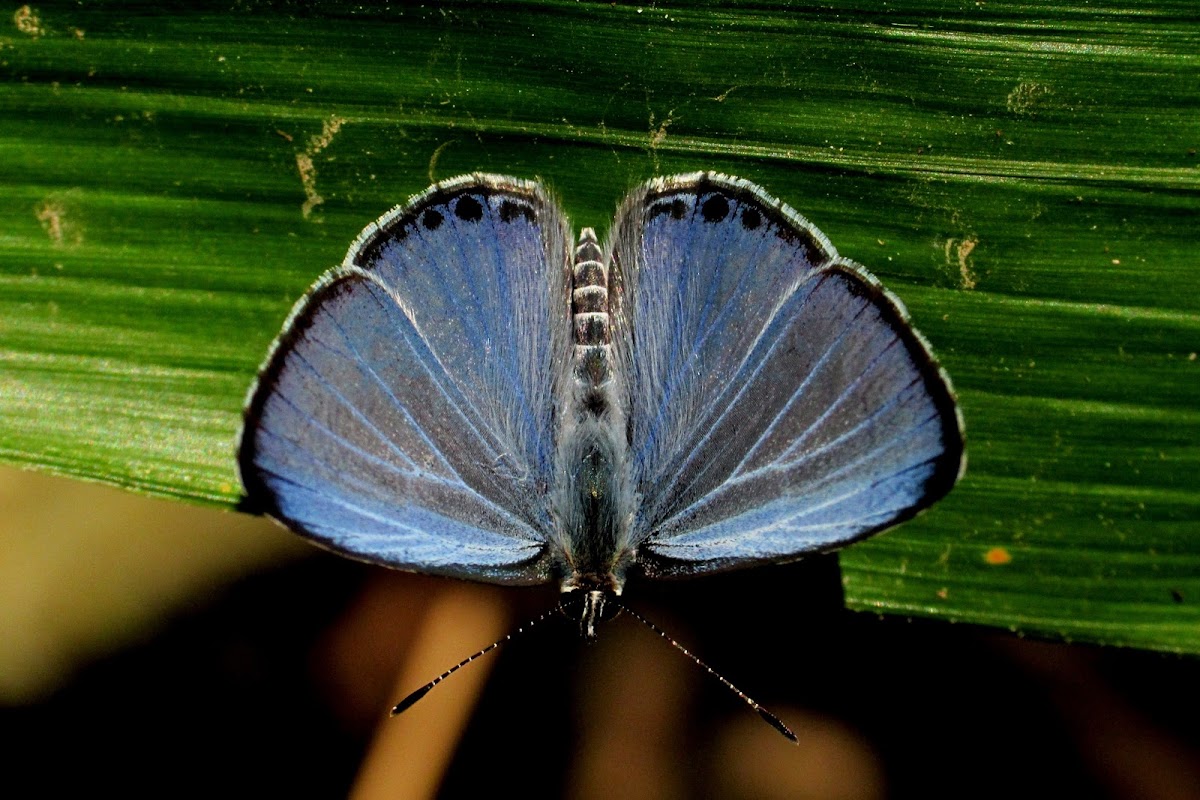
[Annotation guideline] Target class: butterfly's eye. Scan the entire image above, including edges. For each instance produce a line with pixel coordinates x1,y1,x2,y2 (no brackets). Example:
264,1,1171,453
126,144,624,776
597,596,621,623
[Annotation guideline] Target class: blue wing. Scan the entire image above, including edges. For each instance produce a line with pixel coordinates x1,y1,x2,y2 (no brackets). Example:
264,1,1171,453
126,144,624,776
238,174,571,584
608,174,964,576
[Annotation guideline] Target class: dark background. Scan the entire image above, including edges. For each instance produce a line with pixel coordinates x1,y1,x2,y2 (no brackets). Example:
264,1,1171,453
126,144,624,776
6,542,1198,799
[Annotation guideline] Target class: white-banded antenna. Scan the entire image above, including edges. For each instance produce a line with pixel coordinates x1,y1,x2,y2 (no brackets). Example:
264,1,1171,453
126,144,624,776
392,596,798,745
610,598,799,744
391,605,559,716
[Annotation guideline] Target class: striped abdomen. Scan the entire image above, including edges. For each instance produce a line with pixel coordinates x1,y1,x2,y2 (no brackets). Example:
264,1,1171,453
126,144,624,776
571,228,615,411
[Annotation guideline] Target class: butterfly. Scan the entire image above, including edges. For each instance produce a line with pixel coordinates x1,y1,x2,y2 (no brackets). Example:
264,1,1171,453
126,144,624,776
237,173,965,725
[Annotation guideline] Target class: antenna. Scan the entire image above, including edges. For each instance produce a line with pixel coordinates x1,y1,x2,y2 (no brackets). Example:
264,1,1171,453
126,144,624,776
611,598,799,744
390,605,559,716
391,595,798,745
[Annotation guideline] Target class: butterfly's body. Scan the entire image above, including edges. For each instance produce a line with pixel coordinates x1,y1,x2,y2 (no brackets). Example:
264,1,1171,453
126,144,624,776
239,173,964,639
557,227,632,611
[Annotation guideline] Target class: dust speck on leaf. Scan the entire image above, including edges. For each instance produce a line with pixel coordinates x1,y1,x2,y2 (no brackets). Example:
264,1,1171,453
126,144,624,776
943,236,979,290
13,5,43,37
648,109,675,149
35,194,83,248
293,115,346,219
1006,81,1053,116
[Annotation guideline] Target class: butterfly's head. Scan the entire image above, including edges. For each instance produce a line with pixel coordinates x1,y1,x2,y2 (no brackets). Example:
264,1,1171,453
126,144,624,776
558,585,621,640
557,564,628,640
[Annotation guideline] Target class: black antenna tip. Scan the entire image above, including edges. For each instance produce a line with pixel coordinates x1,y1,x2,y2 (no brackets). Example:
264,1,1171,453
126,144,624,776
758,708,799,744
391,685,432,716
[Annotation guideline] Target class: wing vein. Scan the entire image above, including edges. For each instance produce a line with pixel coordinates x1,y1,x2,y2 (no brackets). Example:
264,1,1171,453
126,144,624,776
650,274,860,526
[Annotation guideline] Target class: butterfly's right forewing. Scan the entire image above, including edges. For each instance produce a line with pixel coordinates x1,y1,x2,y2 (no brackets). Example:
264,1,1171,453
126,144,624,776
239,175,571,584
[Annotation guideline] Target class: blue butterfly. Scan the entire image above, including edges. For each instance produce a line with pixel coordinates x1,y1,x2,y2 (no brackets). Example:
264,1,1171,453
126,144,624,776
238,171,964,647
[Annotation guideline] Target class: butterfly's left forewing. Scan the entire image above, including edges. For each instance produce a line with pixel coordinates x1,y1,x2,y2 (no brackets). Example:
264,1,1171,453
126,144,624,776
609,174,964,576
239,175,571,584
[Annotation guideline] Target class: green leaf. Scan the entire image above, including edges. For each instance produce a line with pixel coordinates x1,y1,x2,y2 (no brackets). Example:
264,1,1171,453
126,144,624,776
2,1,1197,652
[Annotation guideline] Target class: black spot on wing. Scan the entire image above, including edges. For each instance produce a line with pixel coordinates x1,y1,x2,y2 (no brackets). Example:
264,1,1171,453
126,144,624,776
421,209,443,230
454,195,483,222
649,199,688,220
353,182,536,269
701,195,730,222
499,199,536,223
642,177,831,266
